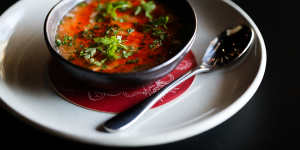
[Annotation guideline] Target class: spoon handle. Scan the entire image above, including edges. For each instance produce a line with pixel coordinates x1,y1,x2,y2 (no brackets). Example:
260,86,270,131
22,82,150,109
103,66,210,132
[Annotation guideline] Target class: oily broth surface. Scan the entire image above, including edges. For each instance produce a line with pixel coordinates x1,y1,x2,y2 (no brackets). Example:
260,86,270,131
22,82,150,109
56,0,182,73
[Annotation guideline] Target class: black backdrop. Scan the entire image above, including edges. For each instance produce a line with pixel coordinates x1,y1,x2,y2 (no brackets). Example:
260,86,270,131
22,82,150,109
0,0,285,149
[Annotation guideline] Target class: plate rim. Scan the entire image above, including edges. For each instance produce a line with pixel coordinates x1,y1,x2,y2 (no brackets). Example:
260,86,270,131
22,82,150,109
0,0,267,147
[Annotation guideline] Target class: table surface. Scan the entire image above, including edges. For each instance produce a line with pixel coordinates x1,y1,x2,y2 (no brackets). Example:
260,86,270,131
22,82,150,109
0,0,286,149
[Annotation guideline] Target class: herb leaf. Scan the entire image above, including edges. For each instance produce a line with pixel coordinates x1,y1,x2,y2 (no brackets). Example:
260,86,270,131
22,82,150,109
134,6,142,16
127,28,135,34
103,1,131,21
126,58,139,64
93,58,107,67
105,25,120,35
81,29,94,39
56,35,73,47
78,2,87,7
141,0,156,20
80,48,97,60
151,16,169,29
152,28,167,40
55,39,62,47
93,35,128,60
122,50,133,58
96,4,103,11
149,39,163,49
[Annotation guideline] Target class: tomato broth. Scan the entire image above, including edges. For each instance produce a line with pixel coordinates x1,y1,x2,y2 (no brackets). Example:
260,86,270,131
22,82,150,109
56,0,183,73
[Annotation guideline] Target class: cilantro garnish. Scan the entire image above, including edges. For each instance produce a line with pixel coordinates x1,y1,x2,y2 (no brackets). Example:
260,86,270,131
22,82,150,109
135,0,156,20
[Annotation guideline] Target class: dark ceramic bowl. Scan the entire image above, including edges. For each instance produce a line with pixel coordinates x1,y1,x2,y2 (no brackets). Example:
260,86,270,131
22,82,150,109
44,0,197,90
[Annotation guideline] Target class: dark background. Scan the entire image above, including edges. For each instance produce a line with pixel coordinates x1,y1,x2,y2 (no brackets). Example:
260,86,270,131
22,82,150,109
0,0,286,149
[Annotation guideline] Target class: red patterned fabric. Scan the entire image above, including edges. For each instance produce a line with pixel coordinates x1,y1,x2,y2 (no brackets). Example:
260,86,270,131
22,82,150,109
49,51,197,113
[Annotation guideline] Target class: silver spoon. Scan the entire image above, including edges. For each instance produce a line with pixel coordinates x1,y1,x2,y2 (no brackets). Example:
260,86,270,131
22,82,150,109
103,25,255,133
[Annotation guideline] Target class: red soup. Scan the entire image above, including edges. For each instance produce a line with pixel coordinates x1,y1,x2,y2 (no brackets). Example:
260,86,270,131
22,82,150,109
56,0,183,73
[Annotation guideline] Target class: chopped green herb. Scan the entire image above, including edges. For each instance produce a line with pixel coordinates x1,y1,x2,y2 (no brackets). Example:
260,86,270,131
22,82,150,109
105,25,120,35
149,39,163,49
55,39,62,47
89,58,96,63
119,18,125,23
151,16,169,29
96,47,104,53
119,43,128,50
78,2,87,7
91,58,107,67
95,12,105,22
96,4,103,11
60,35,73,46
81,29,94,39
128,46,135,50
97,1,131,21
64,35,72,42
101,64,107,69
93,25,100,29
149,44,155,49
152,28,167,40
126,58,139,64
80,48,97,60
68,56,75,61
93,35,127,60
134,6,142,16
122,50,133,58
142,24,153,33
97,58,107,67
95,61,102,67
141,0,156,20
127,28,135,34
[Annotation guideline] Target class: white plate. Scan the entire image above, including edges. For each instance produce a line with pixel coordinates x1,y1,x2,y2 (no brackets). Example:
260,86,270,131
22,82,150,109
0,0,266,147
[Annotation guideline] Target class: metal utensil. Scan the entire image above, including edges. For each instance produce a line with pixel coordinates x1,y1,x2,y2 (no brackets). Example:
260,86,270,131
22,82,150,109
103,25,255,133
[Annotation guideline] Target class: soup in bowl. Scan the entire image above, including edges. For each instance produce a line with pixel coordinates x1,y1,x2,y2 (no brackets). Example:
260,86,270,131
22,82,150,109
44,0,197,89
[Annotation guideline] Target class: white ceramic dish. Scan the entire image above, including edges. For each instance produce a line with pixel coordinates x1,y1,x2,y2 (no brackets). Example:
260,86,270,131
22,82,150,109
0,0,266,147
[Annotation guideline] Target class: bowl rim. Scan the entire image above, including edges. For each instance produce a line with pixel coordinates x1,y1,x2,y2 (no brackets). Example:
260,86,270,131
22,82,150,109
43,0,198,76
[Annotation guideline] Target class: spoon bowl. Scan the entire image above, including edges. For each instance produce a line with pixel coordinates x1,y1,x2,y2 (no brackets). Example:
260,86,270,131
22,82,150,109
202,25,255,69
103,25,255,133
